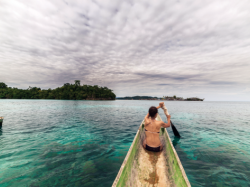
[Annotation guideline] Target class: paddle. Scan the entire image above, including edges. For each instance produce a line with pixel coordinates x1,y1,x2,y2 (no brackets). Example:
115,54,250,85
162,104,181,137
170,120,181,137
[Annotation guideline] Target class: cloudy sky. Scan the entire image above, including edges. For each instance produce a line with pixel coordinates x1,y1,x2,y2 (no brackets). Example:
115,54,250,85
1,0,250,101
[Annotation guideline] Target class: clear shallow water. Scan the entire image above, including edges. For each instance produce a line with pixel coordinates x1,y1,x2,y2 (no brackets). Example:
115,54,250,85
0,100,249,187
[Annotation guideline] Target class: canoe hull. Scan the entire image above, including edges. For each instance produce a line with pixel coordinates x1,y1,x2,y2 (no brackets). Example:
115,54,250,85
112,114,191,187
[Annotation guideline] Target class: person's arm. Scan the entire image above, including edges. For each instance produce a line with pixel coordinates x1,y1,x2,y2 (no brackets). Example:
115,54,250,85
159,102,171,128
144,113,150,120
161,115,171,128
156,102,164,109
144,113,150,127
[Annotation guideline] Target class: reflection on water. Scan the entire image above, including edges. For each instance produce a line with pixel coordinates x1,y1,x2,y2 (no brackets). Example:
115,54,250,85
172,136,181,147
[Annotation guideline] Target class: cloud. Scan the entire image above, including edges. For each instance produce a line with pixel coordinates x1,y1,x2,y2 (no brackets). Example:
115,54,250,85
0,0,250,100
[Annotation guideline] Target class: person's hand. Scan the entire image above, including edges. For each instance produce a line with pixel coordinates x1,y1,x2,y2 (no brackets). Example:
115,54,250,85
166,114,171,119
159,102,164,107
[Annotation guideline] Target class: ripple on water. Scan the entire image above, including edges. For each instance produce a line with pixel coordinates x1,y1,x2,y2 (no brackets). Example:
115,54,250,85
0,100,250,187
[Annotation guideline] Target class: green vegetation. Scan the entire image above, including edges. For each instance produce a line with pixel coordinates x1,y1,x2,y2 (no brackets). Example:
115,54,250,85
116,96,158,100
186,97,204,101
117,95,204,101
0,81,116,100
163,95,204,101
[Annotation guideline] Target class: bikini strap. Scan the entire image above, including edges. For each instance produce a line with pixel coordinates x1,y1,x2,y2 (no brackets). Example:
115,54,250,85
145,128,160,134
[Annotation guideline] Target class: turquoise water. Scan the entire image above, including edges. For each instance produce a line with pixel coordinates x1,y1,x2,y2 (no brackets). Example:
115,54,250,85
0,100,249,186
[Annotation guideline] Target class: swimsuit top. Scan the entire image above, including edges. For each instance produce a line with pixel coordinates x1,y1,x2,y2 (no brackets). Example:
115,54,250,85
145,119,160,134
145,129,160,134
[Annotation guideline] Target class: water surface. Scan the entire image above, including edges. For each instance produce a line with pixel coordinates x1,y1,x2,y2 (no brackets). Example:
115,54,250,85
0,100,249,186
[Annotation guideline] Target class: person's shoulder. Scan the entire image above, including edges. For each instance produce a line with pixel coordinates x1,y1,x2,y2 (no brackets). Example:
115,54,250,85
157,120,164,123
144,118,150,125
157,120,165,126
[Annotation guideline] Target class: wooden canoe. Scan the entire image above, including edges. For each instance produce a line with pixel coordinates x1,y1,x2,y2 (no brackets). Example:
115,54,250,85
112,114,191,187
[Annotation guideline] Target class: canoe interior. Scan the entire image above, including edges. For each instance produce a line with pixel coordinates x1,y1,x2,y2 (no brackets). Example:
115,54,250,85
112,115,191,187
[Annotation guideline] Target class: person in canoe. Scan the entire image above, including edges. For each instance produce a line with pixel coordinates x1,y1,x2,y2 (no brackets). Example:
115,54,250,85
143,102,171,152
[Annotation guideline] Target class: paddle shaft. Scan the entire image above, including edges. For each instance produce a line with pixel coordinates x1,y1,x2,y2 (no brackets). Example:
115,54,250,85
161,104,181,137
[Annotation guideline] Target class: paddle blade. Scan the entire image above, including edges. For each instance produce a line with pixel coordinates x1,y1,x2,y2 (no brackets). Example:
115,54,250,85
170,120,181,137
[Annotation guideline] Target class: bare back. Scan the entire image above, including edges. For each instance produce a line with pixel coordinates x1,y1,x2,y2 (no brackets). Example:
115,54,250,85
144,118,164,147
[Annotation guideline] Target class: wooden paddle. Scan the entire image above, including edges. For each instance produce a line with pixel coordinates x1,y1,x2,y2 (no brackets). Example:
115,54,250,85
170,120,181,137
162,104,181,137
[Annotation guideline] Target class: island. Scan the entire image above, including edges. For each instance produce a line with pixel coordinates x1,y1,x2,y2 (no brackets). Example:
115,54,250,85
162,95,204,101
116,96,158,100
0,81,116,100
117,95,204,101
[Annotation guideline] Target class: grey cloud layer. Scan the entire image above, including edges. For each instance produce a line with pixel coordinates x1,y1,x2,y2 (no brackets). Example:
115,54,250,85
0,0,250,100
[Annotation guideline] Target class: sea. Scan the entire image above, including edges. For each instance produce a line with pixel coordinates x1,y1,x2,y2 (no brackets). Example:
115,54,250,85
0,100,249,187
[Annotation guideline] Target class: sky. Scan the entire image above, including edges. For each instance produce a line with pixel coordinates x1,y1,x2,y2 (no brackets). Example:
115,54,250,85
0,0,250,101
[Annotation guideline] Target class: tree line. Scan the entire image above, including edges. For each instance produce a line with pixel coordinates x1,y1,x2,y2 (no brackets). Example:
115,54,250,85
117,96,158,100
0,81,116,100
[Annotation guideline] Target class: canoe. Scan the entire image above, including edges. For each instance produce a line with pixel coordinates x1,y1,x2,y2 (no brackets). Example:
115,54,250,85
112,114,191,187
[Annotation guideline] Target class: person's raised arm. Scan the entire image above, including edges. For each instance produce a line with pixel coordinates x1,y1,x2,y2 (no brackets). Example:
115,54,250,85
159,102,171,128
156,102,164,109
161,114,171,128
144,113,150,127
144,113,150,120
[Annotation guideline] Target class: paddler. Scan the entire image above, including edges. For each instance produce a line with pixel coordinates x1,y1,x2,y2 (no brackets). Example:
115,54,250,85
143,102,171,152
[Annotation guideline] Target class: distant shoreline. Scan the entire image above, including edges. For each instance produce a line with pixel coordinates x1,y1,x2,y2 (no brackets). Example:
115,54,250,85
116,96,204,101
0,81,116,100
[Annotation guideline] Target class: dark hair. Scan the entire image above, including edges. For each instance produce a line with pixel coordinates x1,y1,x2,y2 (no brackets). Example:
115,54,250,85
149,106,158,117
